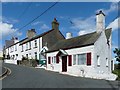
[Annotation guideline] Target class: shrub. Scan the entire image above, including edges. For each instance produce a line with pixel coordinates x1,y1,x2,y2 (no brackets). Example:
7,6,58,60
31,59,38,67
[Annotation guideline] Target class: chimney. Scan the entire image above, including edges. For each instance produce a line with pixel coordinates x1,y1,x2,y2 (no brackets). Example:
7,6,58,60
96,10,105,33
27,29,36,38
11,37,19,43
52,18,59,30
66,32,72,39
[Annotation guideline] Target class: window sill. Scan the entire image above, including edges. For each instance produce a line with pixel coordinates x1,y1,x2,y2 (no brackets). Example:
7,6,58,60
34,46,37,49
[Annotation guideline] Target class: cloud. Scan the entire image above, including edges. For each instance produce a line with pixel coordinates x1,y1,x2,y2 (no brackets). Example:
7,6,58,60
40,24,50,30
70,16,96,35
72,2,118,36
106,17,120,31
96,2,118,15
31,21,43,26
2,16,19,24
109,0,120,2
16,32,22,36
0,22,22,39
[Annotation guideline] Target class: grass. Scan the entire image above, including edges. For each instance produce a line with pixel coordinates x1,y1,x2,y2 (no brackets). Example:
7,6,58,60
112,69,120,80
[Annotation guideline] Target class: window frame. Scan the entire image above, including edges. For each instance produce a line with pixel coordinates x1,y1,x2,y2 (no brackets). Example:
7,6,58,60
73,55,77,65
97,55,100,67
77,53,86,65
34,40,37,48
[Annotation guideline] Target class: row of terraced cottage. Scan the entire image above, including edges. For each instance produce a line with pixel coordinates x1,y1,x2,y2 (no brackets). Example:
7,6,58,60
3,11,117,80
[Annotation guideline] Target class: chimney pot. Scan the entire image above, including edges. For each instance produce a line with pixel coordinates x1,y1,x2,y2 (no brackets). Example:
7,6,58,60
27,29,36,38
52,18,59,30
66,32,72,39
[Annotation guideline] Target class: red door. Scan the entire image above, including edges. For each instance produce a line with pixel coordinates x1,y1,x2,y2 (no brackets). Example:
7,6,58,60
62,56,67,72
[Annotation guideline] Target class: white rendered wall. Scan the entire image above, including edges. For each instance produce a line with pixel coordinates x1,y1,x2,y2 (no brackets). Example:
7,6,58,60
5,37,42,61
20,37,42,60
94,31,112,74
46,45,94,74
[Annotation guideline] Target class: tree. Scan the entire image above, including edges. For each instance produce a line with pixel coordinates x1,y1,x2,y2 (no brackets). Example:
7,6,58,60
114,48,120,69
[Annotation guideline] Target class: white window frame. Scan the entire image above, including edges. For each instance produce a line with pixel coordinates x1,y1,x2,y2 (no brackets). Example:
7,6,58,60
34,40,37,48
106,58,108,67
26,43,28,50
97,55,100,66
73,55,77,65
15,44,17,51
29,41,31,49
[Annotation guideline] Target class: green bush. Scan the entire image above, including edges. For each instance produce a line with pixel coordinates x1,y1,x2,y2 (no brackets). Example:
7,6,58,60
112,69,120,80
31,59,38,67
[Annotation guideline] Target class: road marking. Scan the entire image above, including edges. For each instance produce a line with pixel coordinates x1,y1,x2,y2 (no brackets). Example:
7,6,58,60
0,67,11,80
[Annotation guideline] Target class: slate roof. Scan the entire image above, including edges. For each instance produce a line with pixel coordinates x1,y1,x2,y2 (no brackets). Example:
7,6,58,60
5,40,14,48
19,29,65,45
46,28,112,53
19,29,53,45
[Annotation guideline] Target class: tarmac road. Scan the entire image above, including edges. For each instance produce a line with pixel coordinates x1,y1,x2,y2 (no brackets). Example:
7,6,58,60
2,63,119,89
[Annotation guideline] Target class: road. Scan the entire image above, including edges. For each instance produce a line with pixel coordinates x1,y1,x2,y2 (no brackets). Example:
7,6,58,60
2,63,119,88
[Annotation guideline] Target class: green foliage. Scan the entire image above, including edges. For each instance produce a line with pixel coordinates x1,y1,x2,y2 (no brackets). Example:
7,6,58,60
31,59,39,67
22,56,28,61
114,48,120,69
113,48,120,62
112,69,120,80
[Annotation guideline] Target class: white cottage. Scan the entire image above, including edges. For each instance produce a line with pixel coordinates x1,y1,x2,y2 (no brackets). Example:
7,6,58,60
3,18,65,65
45,11,117,80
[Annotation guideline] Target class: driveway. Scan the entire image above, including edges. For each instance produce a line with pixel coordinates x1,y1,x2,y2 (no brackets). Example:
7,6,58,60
2,63,119,88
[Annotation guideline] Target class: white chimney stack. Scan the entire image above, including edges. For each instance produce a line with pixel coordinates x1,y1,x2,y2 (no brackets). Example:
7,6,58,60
96,10,105,33
66,32,72,39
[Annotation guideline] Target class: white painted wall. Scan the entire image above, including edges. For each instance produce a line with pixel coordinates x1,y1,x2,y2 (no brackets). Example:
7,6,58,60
46,45,94,74
20,37,42,60
0,51,3,58
4,59,17,64
46,32,117,80
94,31,111,74
5,37,43,62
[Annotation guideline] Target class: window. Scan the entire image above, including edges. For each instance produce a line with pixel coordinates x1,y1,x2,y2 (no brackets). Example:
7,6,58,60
35,52,37,59
87,53,91,65
29,42,31,49
53,56,56,63
78,54,86,65
68,55,72,66
48,57,51,64
13,55,15,59
34,40,37,48
16,54,18,60
97,55,100,66
15,45,17,51
26,54,28,59
73,55,77,65
21,45,23,52
26,43,28,50
106,58,108,67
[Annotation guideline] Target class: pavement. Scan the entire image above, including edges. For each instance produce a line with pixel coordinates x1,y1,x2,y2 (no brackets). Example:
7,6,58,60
2,63,120,89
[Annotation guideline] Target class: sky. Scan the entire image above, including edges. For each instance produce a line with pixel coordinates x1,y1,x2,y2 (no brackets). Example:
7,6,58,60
0,1,119,60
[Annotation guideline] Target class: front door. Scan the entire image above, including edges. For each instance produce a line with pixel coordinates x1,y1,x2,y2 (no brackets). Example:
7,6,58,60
62,56,67,72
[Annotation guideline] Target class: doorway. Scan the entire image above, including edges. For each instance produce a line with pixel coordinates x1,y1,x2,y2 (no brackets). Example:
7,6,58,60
62,56,67,72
